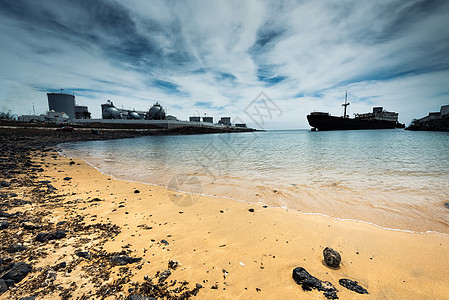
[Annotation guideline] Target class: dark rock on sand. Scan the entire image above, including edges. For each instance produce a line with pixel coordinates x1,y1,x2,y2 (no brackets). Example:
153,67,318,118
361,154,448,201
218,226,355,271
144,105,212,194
0,222,9,230
248,208,255,212
339,279,369,294
19,297,37,300
134,189,140,194
323,247,341,268
168,260,179,269
8,193,17,198
0,181,11,187
0,211,10,218
1,262,32,284
444,202,449,209
35,230,66,242
160,239,169,246
110,255,142,266
69,161,75,165
57,221,67,226
158,269,172,283
75,251,91,259
47,184,57,193
22,222,41,230
127,295,156,300
292,267,339,299
63,177,71,181
0,279,8,294
12,199,31,206
7,244,26,253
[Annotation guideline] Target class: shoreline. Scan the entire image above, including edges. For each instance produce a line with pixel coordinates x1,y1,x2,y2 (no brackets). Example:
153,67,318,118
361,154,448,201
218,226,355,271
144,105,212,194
1,129,449,299
59,142,449,236
56,150,449,237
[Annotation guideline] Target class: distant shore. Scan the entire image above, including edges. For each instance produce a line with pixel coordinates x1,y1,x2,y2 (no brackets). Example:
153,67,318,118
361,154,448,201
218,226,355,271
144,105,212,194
1,128,449,299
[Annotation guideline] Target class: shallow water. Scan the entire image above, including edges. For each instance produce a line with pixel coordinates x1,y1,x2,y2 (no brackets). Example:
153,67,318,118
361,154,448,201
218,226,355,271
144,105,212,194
61,129,449,234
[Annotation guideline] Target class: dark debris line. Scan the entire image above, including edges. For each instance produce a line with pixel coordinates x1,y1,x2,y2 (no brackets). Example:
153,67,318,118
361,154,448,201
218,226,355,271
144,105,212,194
0,129,203,299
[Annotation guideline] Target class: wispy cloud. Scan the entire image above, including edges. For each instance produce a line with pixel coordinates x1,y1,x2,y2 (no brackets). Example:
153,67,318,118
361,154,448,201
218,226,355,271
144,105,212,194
0,0,448,128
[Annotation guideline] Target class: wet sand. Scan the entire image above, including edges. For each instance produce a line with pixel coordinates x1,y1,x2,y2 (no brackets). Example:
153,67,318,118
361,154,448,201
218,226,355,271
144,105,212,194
1,129,449,299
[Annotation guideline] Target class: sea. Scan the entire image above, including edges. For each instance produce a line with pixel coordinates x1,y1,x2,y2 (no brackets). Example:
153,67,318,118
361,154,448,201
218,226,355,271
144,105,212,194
60,129,449,235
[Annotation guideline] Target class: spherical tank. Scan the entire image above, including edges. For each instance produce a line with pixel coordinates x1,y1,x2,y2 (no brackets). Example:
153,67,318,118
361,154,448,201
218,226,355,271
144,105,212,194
145,103,166,120
103,107,122,119
128,111,141,119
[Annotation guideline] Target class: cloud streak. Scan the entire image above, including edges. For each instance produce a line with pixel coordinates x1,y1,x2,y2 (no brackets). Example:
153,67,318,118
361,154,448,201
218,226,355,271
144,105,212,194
0,0,448,128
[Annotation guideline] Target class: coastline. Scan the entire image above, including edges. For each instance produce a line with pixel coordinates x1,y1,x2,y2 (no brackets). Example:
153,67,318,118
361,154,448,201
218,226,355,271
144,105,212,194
1,129,449,299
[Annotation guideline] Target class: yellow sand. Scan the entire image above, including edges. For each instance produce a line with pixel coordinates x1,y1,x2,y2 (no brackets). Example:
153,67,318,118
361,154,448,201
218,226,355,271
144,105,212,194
5,151,449,299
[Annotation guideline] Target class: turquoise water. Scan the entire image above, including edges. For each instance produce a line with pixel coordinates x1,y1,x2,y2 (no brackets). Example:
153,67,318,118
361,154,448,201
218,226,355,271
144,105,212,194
61,129,449,234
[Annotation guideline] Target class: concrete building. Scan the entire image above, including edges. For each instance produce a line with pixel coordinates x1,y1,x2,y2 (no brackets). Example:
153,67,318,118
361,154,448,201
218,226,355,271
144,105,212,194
218,117,231,126
189,116,201,122
202,116,213,123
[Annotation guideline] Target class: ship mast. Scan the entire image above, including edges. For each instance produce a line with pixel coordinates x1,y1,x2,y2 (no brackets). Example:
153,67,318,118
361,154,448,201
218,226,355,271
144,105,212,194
342,91,350,118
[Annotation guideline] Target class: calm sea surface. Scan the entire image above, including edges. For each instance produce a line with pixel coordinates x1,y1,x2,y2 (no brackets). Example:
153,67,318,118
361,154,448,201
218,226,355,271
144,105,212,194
60,129,449,234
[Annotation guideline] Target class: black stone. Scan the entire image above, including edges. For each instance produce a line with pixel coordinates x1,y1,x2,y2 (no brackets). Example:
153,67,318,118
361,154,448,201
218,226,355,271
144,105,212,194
57,221,67,226
0,279,7,294
323,247,341,268
22,223,41,230
127,295,155,300
39,180,52,184
0,181,11,187
248,208,255,212
47,184,57,193
35,230,66,242
160,239,169,246
168,260,179,269
444,202,449,209
7,244,26,253
63,177,71,181
339,279,368,294
19,297,37,300
0,222,9,230
134,189,140,193
8,193,17,198
0,211,10,218
1,262,32,284
110,255,142,266
158,269,171,283
292,267,339,299
75,251,91,259
69,161,75,165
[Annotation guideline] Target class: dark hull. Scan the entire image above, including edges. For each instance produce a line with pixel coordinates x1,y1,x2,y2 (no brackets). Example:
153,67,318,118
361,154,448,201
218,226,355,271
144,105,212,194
307,114,402,131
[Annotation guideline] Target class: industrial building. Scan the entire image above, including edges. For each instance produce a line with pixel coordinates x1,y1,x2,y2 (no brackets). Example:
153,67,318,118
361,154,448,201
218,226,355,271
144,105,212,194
17,91,253,131
47,92,91,119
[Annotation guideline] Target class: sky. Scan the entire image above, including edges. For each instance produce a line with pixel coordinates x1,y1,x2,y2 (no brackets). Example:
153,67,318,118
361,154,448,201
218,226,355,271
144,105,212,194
1,0,449,129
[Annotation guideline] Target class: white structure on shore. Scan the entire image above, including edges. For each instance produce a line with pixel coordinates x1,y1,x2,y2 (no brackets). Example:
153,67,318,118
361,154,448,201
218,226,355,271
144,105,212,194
411,105,449,124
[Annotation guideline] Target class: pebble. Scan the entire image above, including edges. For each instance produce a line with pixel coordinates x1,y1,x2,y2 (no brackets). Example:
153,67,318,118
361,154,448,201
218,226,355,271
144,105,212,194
75,251,91,259
0,181,11,187
6,244,26,253
110,255,142,266
323,247,341,268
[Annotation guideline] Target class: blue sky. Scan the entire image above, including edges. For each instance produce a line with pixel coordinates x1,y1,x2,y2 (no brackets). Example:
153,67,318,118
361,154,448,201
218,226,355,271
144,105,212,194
1,0,449,129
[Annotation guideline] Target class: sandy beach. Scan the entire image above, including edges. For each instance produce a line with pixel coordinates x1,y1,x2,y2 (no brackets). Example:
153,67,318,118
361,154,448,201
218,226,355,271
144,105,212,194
1,129,449,299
